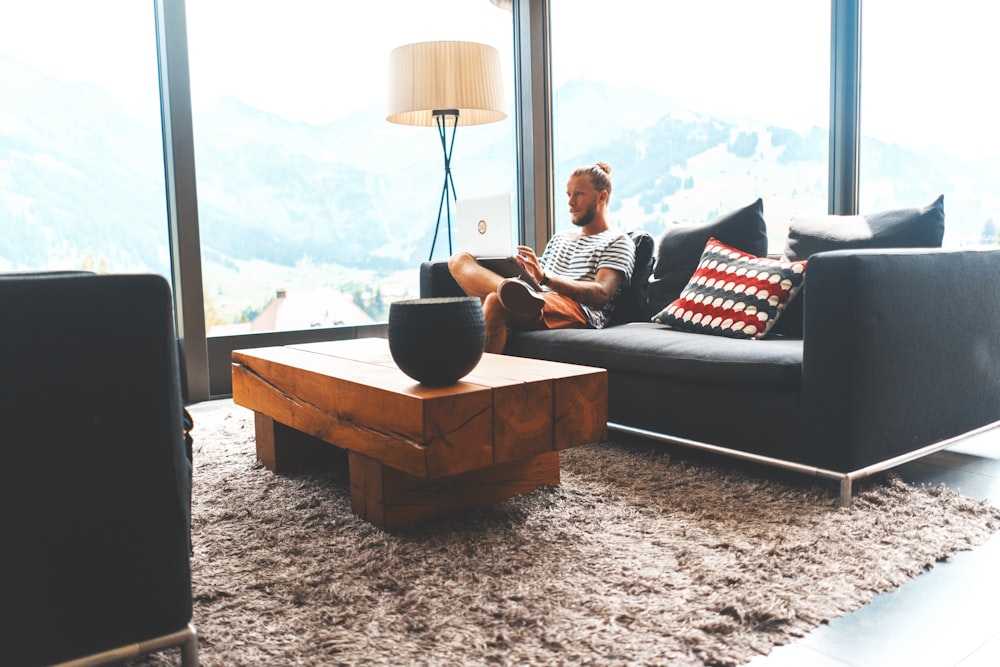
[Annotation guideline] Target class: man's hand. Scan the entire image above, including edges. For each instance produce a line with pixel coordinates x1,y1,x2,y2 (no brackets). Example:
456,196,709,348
516,242,626,307
515,245,543,283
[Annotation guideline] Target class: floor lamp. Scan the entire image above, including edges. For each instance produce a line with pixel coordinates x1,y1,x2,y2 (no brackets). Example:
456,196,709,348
386,41,507,261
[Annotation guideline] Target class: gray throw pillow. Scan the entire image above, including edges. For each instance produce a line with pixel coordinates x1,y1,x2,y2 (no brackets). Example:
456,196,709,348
646,198,768,318
608,230,655,327
782,194,945,261
770,195,946,338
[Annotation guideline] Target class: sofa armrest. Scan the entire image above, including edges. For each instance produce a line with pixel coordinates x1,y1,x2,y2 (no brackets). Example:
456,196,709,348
800,247,1000,471
420,261,466,298
1,273,193,664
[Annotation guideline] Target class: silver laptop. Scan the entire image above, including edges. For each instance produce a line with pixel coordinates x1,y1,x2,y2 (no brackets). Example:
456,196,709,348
454,193,540,290
455,193,515,258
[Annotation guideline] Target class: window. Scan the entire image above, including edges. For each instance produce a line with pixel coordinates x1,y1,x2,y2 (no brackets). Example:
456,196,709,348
549,0,830,252
0,2,167,275
185,0,517,334
860,1,1000,247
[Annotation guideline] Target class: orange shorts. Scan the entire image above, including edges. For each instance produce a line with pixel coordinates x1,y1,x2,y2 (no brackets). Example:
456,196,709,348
535,292,589,330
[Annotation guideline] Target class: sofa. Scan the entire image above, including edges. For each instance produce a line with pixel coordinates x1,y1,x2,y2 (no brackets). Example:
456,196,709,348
0,272,197,666
421,197,1000,504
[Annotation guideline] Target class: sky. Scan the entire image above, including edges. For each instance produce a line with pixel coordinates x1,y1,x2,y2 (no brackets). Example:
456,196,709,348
1,0,998,159
0,0,513,122
550,0,830,132
0,1,160,117
182,0,514,122
550,0,1000,159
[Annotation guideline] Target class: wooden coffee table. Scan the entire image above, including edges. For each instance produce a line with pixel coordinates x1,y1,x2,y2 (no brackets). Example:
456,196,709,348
231,338,607,529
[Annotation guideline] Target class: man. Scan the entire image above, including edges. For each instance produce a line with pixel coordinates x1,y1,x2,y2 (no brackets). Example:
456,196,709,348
448,161,635,353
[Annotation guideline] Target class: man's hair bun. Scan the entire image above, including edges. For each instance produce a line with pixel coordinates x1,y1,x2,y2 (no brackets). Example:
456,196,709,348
571,161,613,196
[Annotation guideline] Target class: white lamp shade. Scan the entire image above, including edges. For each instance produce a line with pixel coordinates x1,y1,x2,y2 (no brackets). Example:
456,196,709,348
387,40,507,127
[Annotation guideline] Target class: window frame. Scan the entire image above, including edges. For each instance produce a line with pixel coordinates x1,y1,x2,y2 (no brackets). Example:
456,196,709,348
157,0,864,400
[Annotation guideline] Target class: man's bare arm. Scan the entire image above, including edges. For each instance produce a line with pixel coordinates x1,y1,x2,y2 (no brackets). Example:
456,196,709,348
543,267,627,308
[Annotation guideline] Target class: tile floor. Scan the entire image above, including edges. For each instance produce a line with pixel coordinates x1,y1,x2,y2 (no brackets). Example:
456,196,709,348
746,428,1000,667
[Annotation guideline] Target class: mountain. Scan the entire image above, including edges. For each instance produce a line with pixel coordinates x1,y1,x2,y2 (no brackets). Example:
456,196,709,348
190,92,526,267
0,56,168,273
2,55,997,279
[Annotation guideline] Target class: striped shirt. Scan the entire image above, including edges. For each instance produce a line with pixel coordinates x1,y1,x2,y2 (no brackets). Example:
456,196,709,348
539,229,636,328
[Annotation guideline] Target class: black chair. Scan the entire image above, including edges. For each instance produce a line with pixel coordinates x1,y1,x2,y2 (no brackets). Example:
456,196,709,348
0,272,197,666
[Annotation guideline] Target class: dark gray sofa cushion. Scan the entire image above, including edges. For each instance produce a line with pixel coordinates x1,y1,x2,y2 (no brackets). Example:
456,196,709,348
647,198,769,318
505,322,802,391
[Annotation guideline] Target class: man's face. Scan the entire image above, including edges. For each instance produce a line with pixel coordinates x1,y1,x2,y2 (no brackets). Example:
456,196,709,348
566,175,601,227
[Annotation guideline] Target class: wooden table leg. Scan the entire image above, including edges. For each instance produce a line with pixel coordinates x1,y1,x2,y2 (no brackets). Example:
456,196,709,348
348,450,561,530
254,412,346,474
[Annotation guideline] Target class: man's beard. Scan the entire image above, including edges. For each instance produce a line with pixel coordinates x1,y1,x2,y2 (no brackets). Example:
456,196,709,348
572,203,596,227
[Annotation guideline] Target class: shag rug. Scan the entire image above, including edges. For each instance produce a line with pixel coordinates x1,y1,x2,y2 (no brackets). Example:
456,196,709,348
141,400,1000,667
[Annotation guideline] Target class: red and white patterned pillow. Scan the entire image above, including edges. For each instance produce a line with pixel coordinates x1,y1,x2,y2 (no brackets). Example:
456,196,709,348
651,237,807,340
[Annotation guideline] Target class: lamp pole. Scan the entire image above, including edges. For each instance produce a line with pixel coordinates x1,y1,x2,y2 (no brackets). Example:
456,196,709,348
386,41,506,260
429,108,459,261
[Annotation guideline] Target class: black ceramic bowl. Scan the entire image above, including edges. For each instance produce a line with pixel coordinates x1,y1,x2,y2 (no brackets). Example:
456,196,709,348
387,297,486,386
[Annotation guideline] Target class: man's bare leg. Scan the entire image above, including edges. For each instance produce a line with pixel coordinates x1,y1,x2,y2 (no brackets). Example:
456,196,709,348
448,252,504,300
482,293,509,353
482,293,543,354
450,252,543,353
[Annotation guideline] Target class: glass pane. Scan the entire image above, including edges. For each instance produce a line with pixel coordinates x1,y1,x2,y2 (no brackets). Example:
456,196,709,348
0,2,168,276
550,0,830,252
187,0,517,335
860,1,1000,248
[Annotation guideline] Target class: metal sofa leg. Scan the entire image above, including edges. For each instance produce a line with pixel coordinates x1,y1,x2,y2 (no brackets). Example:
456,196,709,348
180,623,199,667
840,476,853,508
53,625,199,667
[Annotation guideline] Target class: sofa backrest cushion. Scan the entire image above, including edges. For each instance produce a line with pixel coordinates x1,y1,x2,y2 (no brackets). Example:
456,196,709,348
781,194,945,262
770,195,946,338
607,230,655,326
419,261,467,298
645,198,768,319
